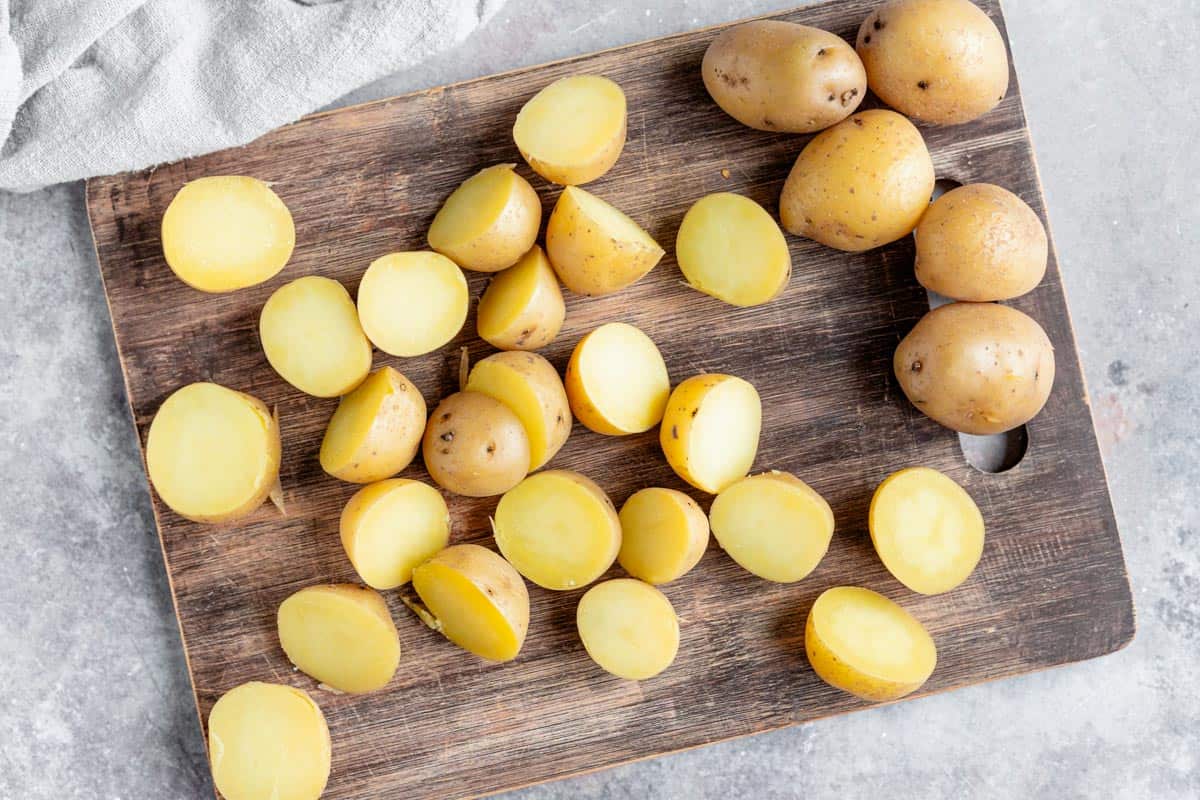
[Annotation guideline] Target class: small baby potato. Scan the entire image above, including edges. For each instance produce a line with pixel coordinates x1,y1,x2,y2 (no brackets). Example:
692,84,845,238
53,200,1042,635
617,488,709,585
894,302,1055,434
702,20,866,133
477,245,565,351
870,467,984,594
277,584,401,694
780,109,935,252
513,75,627,185
259,276,373,398
576,579,679,680
146,382,281,523
915,184,1048,301
806,586,937,702
427,164,542,273
545,186,664,296
422,392,531,497
319,367,426,484
676,193,791,307
357,252,469,357
412,544,530,662
340,479,450,589
709,471,834,582
208,681,330,800
493,470,621,590
161,176,295,293
857,0,1009,126
565,322,670,435
660,374,761,494
465,351,572,470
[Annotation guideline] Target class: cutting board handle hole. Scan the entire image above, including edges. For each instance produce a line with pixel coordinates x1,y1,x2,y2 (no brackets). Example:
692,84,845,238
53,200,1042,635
959,426,1028,473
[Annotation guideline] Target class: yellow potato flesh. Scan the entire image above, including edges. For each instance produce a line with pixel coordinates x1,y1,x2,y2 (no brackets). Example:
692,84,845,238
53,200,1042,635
806,586,937,702
493,470,621,590
709,471,834,582
319,367,427,483
477,245,565,351
565,322,670,435
869,467,984,594
675,193,791,306
259,276,372,398
340,479,450,589
427,164,541,273
617,488,709,585
576,579,679,680
208,682,330,800
513,75,627,185
465,351,572,470
357,252,468,357
145,382,281,523
276,585,401,694
545,186,664,296
161,176,295,293
660,374,761,494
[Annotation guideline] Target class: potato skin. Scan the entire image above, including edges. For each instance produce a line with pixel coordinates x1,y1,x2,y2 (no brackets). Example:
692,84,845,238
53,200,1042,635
894,302,1055,434
422,392,530,497
477,245,565,351
465,351,572,470
427,164,542,273
319,367,427,484
703,21,866,133
545,187,664,296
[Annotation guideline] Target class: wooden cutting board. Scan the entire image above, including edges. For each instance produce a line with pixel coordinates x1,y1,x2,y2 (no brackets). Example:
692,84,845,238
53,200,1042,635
85,1,1134,798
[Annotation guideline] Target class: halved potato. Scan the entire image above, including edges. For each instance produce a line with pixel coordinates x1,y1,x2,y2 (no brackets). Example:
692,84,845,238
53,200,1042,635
617,488,709,585
676,193,791,306
576,579,679,680
146,382,281,523
565,322,670,435
545,186,664,296
427,164,541,272
161,176,294,293
660,374,761,494
357,252,468,357
465,351,572,470
340,479,450,589
513,75,627,186
422,391,531,497
493,470,621,590
319,367,426,483
476,245,565,351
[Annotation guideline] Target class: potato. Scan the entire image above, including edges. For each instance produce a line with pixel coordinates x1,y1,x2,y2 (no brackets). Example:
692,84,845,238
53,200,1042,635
513,75,626,186
870,467,984,594
161,176,294,293
914,184,1047,301
357,252,468,357
208,681,330,800
805,586,937,701
702,20,866,133
465,351,572,470
675,193,791,307
709,471,834,582
857,0,1009,126
617,488,709,585
493,470,621,590
545,186,664,296
894,302,1055,434
576,579,679,680
565,322,670,435
427,164,541,273
259,276,372,398
660,374,761,494
146,382,281,523
422,391,530,497
411,544,529,662
319,367,426,484
340,479,450,589
779,109,934,252
477,245,565,351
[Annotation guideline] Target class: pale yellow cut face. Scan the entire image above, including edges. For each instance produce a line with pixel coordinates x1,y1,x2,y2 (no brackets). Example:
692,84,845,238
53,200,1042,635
208,682,330,800
576,579,679,680
259,275,372,398
476,245,565,351
675,193,792,307
869,467,984,594
617,488,709,585
162,176,295,293
319,367,427,483
427,164,541,273
339,479,450,589
276,584,401,694
465,351,572,470
545,186,664,296
565,322,670,435
356,252,468,357
660,374,761,494
513,75,627,185
145,382,281,523
493,470,621,590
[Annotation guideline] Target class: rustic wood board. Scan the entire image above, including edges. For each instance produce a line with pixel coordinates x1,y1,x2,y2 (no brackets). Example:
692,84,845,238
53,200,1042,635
85,1,1134,797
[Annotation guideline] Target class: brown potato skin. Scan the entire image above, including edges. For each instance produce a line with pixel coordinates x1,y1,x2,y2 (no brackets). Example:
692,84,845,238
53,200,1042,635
422,392,531,497
702,21,866,133
894,302,1055,434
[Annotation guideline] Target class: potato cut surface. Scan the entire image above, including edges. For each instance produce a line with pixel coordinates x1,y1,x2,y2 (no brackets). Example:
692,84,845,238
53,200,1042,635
477,245,565,350
660,374,761,494
422,391,531,497
465,351,572,470
357,252,468,357
565,322,670,435
676,193,791,306
513,75,627,185
340,479,450,589
320,367,426,483
545,186,664,296
427,164,541,272
617,488,709,584
576,579,679,680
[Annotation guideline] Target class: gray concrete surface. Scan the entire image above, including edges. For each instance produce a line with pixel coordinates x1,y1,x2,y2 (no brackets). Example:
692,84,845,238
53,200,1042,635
1,1,1196,798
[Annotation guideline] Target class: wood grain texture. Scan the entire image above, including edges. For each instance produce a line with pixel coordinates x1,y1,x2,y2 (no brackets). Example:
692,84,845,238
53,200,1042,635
85,2,1134,798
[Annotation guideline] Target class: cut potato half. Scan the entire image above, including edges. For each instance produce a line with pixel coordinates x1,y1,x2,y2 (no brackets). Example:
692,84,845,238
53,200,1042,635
676,193,792,306
576,579,679,680
617,488,709,585
545,186,664,296
357,252,468,357
319,367,426,483
513,75,627,186
477,245,565,350
465,351,572,470
565,322,670,435
427,164,541,272
340,479,450,589
660,374,761,494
